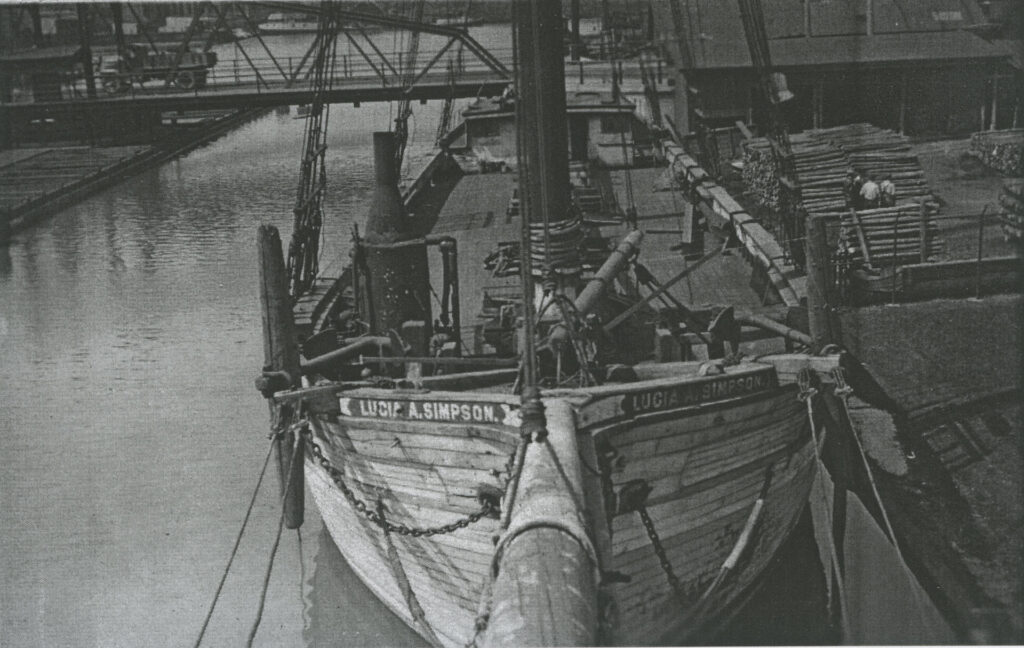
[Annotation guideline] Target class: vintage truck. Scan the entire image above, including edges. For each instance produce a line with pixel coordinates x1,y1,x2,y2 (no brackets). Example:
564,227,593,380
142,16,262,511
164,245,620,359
99,45,217,93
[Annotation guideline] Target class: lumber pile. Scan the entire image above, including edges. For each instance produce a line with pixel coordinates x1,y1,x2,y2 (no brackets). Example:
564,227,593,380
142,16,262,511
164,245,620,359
740,124,944,268
998,180,1024,241
741,123,937,214
969,129,1024,176
817,124,936,208
740,137,781,208
831,204,946,267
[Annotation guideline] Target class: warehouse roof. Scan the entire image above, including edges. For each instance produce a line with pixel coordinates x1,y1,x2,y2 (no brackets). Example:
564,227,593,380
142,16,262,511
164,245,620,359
661,0,1011,70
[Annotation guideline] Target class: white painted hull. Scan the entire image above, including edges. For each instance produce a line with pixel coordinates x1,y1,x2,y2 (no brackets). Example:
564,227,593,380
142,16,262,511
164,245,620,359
299,358,829,646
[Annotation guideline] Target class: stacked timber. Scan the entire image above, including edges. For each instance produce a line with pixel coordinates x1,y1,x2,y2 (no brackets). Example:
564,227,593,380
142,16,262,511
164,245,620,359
830,204,945,267
741,132,850,212
998,180,1023,241
970,129,1024,176
818,124,937,209
741,124,939,214
787,137,850,214
740,138,781,208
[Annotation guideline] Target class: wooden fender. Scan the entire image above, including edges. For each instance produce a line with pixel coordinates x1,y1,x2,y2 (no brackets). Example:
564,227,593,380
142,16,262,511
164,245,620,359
257,225,304,529
482,399,599,647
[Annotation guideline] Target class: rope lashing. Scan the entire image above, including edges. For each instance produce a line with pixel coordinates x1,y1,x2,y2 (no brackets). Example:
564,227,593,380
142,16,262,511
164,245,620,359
528,217,584,272
246,429,304,648
192,438,277,648
501,391,544,529
830,367,899,547
798,367,851,630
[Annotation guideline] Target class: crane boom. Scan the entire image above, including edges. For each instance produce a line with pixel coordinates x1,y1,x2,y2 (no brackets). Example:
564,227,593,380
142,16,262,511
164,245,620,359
737,0,805,267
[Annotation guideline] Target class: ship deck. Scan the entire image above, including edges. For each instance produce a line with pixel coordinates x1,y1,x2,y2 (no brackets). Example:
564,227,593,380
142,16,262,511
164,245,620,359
426,164,778,354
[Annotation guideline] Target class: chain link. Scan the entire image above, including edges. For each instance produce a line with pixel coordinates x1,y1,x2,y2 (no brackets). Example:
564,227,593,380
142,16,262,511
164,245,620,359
300,423,497,537
637,506,686,599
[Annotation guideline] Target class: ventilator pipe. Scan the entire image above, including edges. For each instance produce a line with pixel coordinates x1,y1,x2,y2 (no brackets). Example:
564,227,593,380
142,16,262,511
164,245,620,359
301,336,391,374
547,230,643,349
735,311,813,347
575,230,644,315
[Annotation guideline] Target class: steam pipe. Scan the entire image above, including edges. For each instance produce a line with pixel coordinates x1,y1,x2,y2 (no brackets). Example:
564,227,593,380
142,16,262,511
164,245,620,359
301,336,391,374
548,230,643,348
735,311,813,346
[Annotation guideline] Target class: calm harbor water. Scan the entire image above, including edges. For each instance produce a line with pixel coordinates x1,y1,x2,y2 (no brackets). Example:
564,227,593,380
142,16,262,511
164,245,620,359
0,24,834,646
0,103,441,647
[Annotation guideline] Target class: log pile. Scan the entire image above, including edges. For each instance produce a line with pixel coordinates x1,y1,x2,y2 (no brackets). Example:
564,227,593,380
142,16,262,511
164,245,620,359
998,180,1024,241
740,124,945,268
740,138,781,208
741,123,937,214
830,204,946,267
817,124,937,209
969,129,1024,176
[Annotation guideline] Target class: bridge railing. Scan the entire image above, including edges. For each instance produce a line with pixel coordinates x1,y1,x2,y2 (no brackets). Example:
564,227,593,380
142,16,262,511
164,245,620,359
22,48,668,104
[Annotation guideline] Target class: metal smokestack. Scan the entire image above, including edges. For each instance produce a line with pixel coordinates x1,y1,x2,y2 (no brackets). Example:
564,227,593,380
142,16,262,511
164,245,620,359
361,132,431,338
366,131,408,238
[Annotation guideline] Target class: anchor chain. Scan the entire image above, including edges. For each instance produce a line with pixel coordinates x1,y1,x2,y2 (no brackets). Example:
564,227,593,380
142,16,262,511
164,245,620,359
637,506,686,599
298,422,497,537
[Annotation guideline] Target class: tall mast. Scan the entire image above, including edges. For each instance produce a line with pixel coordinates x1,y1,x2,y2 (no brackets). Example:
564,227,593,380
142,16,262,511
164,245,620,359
514,0,579,278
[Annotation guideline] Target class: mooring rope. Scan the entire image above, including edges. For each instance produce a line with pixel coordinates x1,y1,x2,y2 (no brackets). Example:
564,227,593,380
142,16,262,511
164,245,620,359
192,439,276,648
246,430,304,647
798,370,851,630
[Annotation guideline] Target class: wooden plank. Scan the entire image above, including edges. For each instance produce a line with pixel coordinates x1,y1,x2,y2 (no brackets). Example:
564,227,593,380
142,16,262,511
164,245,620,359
601,388,792,447
614,413,802,486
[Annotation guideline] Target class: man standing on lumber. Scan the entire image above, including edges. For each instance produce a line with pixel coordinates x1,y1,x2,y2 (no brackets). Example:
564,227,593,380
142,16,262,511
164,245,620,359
844,170,865,208
879,176,896,207
860,175,881,209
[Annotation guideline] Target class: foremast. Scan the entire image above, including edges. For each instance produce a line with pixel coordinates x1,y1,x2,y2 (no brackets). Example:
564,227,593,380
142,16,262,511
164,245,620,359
480,2,600,646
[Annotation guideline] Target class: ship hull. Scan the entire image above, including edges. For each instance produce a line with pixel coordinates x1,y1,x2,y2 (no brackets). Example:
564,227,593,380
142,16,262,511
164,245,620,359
300,360,825,646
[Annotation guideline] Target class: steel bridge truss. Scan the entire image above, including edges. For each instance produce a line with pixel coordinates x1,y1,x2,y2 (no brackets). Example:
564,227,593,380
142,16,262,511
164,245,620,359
116,1,510,96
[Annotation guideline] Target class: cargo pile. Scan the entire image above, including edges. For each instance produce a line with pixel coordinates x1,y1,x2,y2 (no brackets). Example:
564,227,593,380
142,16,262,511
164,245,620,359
739,123,946,267
819,124,936,209
969,129,1024,176
741,123,936,213
998,180,1023,241
740,138,781,208
828,204,946,267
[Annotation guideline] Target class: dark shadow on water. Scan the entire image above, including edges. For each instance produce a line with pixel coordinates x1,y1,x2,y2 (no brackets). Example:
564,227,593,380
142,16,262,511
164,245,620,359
306,524,427,647
708,506,839,646
306,507,836,647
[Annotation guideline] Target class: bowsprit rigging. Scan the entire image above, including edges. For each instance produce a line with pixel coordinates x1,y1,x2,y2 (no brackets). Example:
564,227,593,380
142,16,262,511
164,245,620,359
392,0,426,174
286,1,340,298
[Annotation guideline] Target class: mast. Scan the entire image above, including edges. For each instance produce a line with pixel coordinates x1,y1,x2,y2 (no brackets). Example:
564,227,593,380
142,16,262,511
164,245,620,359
514,0,580,284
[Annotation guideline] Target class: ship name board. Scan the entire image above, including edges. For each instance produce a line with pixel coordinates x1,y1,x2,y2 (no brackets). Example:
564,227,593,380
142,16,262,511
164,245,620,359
339,397,519,426
622,368,777,415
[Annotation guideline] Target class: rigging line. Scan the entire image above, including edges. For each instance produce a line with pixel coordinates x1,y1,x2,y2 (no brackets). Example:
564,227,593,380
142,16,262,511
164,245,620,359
192,440,275,648
511,4,538,393
525,1,553,267
246,431,304,648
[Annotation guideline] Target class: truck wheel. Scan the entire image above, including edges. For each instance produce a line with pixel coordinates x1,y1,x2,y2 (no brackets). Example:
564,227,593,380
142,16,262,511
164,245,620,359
102,77,128,94
175,70,196,90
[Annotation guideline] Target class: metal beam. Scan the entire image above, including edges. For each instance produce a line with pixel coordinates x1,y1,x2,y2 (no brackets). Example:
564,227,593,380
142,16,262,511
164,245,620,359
12,80,511,114
255,1,510,78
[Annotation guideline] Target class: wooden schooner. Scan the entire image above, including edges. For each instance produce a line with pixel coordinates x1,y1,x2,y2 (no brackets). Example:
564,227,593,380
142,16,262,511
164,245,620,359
255,1,846,645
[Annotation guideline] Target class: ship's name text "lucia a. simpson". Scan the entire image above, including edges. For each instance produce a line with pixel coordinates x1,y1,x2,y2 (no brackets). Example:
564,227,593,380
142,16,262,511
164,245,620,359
623,369,777,415
339,397,518,425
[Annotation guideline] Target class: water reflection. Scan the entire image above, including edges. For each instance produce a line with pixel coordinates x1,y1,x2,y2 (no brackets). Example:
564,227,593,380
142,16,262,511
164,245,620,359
0,100,452,647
